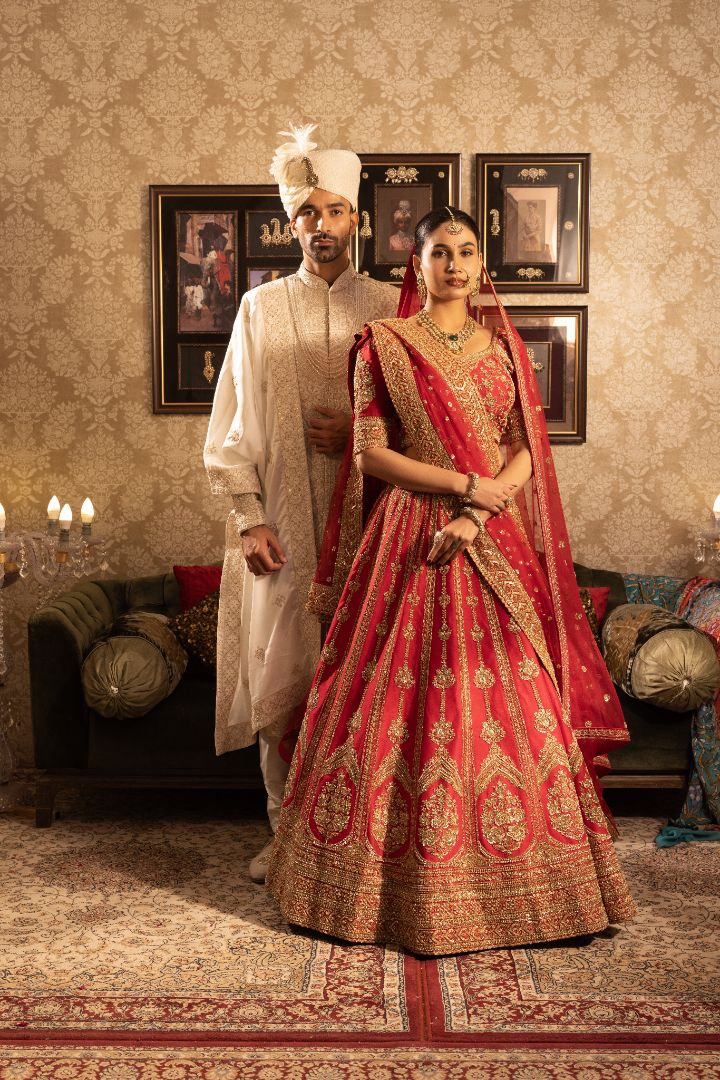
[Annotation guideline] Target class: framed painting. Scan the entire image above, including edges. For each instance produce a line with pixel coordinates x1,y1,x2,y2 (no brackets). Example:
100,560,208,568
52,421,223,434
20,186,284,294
354,154,461,284
505,306,588,443
476,155,590,292
150,185,302,414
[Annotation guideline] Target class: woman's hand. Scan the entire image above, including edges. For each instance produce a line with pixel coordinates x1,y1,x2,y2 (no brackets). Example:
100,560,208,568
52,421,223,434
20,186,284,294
428,515,484,566
469,476,517,513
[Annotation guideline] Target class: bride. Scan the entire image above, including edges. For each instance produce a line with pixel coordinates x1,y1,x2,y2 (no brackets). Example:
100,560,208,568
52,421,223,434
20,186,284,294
267,207,635,955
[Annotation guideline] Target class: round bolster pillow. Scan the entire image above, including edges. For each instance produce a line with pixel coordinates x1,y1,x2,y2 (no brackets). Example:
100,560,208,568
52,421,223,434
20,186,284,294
82,612,188,719
602,603,720,712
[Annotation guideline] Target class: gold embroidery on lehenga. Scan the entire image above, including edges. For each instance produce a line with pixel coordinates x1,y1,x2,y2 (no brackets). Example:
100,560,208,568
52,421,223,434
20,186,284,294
370,782,410,854
347,709,363,733
518,656,540,680
394,665,415,689
311,770,354,841
418,784,460,858
578,775,607,828
474,743,524,797
481,717,505,745
537,738,572,786
481,782,527,854
546,770,585,840
419,745,462,794
534,706,557,734
429,717,455,746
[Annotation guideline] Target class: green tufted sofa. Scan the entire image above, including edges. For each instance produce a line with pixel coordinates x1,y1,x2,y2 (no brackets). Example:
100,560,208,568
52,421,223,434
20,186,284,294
28,572,262,826
28,564,692,827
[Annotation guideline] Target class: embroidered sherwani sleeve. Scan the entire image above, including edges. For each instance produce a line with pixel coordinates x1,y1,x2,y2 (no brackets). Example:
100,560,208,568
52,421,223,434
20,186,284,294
204,293,268,532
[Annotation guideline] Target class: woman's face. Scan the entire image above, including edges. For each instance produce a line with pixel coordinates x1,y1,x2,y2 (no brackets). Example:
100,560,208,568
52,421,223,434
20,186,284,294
413,223,480,302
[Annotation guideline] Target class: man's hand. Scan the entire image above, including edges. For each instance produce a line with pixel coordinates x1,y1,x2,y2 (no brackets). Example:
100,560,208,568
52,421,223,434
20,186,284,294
242,525,288,576
307,406,351,456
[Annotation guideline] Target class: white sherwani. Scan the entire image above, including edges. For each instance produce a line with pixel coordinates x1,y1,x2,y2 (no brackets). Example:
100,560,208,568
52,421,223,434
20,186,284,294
205,264,397,755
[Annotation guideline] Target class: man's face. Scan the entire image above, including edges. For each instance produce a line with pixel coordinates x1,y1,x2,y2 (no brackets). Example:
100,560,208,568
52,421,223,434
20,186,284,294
290,189,358,264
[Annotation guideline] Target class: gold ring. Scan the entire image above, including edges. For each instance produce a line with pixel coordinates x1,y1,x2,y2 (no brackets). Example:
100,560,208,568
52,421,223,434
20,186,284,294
433,530,445,546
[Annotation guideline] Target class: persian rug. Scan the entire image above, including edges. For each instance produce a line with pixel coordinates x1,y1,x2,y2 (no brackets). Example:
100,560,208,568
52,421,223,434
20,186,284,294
1,805,719,1068
1,1044,720,1079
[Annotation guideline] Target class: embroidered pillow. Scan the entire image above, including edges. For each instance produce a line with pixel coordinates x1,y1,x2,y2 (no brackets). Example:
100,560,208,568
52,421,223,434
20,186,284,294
168,590,219,674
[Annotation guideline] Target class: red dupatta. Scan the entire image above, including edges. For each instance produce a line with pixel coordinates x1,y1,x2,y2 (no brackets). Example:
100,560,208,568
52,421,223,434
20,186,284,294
309,257,629,792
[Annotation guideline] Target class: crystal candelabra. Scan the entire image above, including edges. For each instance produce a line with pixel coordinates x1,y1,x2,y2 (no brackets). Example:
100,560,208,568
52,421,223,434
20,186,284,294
0,496,110,682
693,494,720,571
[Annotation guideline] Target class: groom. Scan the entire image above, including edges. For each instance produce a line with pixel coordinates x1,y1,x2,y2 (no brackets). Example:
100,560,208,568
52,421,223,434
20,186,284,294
204,125,397,881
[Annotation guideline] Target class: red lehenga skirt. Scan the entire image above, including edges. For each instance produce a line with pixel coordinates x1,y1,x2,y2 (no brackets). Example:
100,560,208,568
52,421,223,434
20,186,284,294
267,486,635,955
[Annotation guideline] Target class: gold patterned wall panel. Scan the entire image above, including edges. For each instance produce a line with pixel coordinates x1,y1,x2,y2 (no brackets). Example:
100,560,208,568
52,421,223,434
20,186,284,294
1,0,718,764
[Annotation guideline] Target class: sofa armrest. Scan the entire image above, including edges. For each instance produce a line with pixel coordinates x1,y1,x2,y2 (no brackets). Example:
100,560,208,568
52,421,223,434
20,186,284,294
28,582,115,769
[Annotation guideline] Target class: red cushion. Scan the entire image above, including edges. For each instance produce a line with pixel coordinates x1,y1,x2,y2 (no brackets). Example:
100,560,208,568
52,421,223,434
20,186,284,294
173,565,222,611
585,586,610,624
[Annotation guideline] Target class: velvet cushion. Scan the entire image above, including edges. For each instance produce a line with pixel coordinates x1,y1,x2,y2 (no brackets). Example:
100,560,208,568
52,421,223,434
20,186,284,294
168,590,219,673
173,564,222,611
602,603,720,712
82,612,188,719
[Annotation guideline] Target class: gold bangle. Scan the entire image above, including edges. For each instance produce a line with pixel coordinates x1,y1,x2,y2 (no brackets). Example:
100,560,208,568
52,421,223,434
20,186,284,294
462,471,480,505
458,506,483,529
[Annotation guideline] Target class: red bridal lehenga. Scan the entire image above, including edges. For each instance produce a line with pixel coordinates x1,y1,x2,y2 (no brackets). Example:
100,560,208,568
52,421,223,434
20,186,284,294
267,264,635,955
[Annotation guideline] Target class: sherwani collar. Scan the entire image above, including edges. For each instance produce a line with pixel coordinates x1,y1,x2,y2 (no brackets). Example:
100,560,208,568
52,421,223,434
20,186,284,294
296,261,357,295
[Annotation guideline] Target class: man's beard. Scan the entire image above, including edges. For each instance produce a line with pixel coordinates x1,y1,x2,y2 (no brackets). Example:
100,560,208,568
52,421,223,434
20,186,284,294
306,232,349,263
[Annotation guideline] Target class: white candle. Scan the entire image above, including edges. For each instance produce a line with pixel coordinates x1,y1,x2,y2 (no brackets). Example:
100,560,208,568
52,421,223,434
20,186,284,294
59,503,72,531
47,496,61,522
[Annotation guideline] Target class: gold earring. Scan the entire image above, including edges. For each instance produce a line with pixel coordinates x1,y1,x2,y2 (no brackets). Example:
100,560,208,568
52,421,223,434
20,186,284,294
416,271,427,303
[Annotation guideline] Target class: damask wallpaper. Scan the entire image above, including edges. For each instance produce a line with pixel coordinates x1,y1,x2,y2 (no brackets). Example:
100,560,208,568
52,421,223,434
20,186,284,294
1,0,718,764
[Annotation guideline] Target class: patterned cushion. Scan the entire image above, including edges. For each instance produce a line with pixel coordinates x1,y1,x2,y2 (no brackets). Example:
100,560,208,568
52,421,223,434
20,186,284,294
602,603,720,712
82,612,188,719
168,590,219,673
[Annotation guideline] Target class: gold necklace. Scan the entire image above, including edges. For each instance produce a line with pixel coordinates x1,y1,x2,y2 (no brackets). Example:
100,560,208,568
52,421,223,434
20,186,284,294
417,309,477,355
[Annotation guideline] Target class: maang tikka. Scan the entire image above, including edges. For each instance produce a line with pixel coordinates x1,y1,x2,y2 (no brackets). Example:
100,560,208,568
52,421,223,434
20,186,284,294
445,206,462,235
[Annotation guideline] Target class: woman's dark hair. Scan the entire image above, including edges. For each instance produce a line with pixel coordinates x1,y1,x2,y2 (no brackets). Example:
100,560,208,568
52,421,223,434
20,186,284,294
414,206,481,254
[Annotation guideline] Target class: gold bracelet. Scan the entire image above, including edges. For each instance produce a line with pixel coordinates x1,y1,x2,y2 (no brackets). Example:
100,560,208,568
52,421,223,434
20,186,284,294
458,506,483,529
462,471,480,505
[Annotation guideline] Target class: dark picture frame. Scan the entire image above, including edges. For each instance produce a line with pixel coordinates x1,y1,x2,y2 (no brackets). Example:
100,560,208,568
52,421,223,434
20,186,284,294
476,155,590,292
505,306,587,443
354,154,461,284
150,185,301,414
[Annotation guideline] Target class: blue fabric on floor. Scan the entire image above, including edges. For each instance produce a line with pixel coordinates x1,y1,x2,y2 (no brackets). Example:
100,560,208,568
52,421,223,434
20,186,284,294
655,825,720,847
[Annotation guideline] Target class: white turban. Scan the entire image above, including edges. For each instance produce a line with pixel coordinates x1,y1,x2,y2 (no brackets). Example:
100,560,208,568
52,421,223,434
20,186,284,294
269,124,361,221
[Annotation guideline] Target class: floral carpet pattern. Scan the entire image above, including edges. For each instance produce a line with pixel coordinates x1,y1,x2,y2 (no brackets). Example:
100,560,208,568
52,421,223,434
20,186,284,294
1,1045,720,1079
1,808,719,1075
